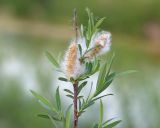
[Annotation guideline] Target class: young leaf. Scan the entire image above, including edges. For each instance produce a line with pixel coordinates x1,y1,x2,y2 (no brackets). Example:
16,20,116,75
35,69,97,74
78,81,87,95
64,89,73,95
37,114,50,119
94,17,106,30
30,90,57,112
65,104,72,128
78,96,84,99
103,120,121,128
66,94,74,99
98,99,104,128
86,82,93,101
92,94,113,102
58,77,68,82
95,54,115,97
103,72,116,90
56,87,61,111
102,117,117,126
80,24,84,37
106,53,115,77
79,99,82,110
92,124,98,128
95,60,108,97
116,70,138,77
38,114,61,121
49,115,58,128
45,51,59,68
78,44,83,56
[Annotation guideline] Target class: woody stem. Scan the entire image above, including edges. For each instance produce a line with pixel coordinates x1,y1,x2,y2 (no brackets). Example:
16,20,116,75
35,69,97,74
73,82,78,128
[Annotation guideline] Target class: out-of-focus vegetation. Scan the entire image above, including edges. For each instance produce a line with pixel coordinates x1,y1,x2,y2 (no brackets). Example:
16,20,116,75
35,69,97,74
0,0,160,128
1,0,160,34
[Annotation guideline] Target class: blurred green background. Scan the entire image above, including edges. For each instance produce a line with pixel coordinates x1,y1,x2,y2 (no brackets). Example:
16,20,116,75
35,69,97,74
0,0,160,128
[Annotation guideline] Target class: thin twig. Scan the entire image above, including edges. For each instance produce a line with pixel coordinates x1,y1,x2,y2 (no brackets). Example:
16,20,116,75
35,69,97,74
73,8,79,128
73,82,78,128
73,8,78,43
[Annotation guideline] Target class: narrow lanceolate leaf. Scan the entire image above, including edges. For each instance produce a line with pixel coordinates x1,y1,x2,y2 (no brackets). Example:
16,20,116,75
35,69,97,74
45,51,59,68
79,99,82,110
98,99,104,128
92,124,98,128
37,114,61,121
116,70,138,77
95,60,108,97
95,72,116,97
86,82,93,101
66,94,74,99
58,77,68,82
37,114,50,119
102,117,117,126
78,81,87,95
78,96,84,99
30,90,56,112
64,89,73,95
97,59,108,89
92,94,113,102
78,44,83,56
49,115,58,128
94,17,106,31
95,54,115,97
103,120,121,128
56,87,61,111
80,24,84,37
106,53,115,77
65,104,72,128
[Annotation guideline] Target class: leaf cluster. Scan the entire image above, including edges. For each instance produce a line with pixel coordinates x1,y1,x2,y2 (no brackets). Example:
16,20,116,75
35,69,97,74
30,88,72,128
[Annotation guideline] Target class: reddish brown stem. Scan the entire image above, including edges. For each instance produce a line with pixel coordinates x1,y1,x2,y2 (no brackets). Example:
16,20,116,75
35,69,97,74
73,82,78,128
73,8,79,128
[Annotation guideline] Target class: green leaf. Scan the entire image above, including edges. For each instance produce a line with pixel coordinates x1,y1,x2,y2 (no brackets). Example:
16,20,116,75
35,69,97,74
86,8,94,48
92,124,98,128
95,72,116,96
92,59,100,74
97,60,108,87
56,87,61,111
98,99,103,128
78,96,84,99
86,82,93,101
45,51,59,68
87,62,93,73
64,89,73,95
103,120,121,128
78,81,87,95
66,94,74,99
30,90,57,112
58,77,68,82
79,99,82,110
106,53,115,77
95,17,106,30
80,24,84,37
92,94,113,102
116,70,138,77
81,100,95,111
49,115,58,128
95,60,108,97
78,44,83,56
38,114,61,121
37,114,50,119
95,54,115,97
102,117,117,126
65,104,72,128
